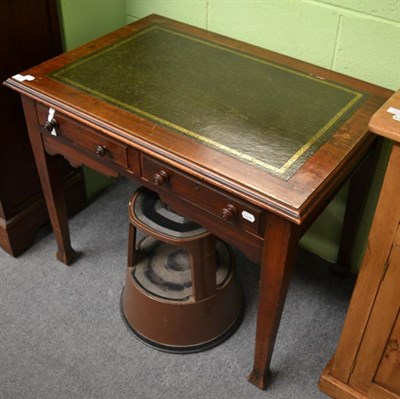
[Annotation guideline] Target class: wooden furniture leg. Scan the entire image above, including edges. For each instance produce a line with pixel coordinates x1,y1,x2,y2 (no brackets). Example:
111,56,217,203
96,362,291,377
21,96,77,265
335,142,379,276
248,213,300,390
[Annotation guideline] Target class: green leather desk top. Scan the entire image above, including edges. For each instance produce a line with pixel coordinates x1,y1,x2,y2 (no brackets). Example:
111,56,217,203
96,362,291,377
50,25,366,180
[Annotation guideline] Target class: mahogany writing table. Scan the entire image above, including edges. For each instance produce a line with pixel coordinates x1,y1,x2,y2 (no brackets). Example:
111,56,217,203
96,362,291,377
4,15,393,390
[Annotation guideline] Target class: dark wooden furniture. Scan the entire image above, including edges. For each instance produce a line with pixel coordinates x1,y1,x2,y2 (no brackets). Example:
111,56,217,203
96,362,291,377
319,90,400,399
0,0,86,256
4,15,393,390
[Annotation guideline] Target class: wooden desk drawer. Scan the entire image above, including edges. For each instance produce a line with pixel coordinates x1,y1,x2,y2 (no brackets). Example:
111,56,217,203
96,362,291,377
36,105,128,169
141,155,262,236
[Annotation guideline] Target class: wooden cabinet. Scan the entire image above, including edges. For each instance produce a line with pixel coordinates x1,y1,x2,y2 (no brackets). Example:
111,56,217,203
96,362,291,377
319,90,400,399
0,0,86,256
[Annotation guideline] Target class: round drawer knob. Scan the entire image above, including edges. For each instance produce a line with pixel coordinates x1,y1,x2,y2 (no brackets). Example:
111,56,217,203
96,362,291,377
95,145,106,157
221,204,237,221
153,170,169,186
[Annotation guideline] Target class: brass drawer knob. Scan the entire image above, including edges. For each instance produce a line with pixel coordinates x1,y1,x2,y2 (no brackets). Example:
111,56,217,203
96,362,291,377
221,204,237,221
95,145,107,157
153,170,169,186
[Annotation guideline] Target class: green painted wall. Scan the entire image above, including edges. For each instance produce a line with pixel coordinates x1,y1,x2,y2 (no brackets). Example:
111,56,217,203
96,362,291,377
59,0,126,50
60,0,400,270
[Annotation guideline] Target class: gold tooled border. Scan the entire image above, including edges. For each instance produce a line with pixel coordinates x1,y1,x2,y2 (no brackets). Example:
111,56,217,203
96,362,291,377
51,26,364,175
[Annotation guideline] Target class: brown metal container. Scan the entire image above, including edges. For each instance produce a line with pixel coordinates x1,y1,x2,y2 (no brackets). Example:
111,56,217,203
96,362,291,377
121,188,244,352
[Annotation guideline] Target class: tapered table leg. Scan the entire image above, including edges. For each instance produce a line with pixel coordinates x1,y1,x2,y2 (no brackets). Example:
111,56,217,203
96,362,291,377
21,96,77,265
335,141,379,276
248,213,300,390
